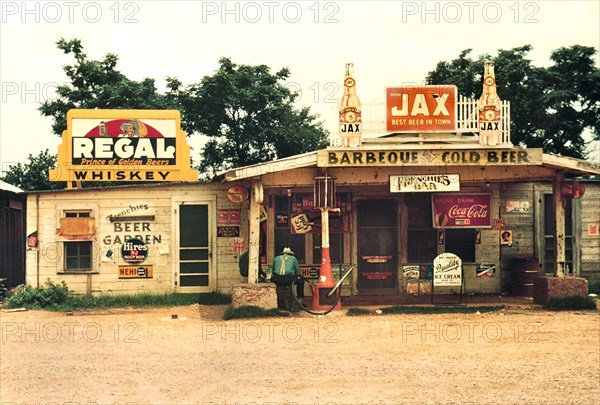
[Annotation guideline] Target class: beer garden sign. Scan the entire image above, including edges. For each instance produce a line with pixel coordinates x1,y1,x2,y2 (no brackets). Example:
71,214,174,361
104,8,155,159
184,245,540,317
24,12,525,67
49,109,198,183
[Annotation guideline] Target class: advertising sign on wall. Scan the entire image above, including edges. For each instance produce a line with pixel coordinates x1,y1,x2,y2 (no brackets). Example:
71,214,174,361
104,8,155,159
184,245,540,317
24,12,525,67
49,109,198,182
390,174,460,192
121,238,149,264
433,253,462,287
432,193,491,228
119,265,153,279
386,85,457,132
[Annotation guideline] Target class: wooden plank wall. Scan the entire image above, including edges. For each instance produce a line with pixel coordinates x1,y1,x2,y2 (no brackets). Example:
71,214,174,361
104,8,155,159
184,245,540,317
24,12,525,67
25,183,243,295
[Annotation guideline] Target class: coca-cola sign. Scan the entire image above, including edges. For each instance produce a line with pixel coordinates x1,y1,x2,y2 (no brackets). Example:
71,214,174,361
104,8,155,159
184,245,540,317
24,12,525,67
432,194,491,228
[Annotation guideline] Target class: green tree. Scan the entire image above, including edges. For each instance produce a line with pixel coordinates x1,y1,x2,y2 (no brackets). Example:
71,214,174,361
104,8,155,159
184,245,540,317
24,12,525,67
1,149,65,191
39,38,175,136
40,40,329,179
168,57,329,178
426,45,600,159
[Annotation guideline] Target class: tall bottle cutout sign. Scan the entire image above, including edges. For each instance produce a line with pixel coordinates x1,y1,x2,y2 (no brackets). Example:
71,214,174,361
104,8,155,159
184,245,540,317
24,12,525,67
339,63,362,147
478,60,502,146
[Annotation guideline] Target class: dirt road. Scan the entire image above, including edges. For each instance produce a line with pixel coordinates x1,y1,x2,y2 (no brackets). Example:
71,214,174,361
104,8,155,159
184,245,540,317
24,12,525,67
1,305,598,404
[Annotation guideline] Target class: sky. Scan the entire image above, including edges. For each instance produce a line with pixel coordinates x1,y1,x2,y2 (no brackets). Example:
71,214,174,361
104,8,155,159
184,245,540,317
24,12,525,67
1,0,599,174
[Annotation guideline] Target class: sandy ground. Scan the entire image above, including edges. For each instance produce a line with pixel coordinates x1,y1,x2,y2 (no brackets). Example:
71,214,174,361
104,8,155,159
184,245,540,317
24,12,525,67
1,304,599,405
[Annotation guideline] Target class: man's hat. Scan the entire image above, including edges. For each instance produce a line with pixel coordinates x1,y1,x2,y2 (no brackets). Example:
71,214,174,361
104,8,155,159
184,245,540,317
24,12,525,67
282,247,294,255
120,120,139,135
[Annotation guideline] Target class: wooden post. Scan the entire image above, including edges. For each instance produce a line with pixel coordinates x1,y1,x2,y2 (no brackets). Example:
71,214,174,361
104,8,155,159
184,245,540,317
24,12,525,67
248,180,263,284
553,172,566,277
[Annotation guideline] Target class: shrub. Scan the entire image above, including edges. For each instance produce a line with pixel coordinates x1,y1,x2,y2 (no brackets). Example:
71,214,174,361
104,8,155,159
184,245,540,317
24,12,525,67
0,278,7,301
7,279,70,309
588,280,600,295
545,295,597,311
346,307,371,316
223,305,290,320
197,292,231,305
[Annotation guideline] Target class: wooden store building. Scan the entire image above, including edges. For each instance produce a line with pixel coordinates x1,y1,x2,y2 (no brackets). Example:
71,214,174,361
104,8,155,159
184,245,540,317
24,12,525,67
25,63,600,304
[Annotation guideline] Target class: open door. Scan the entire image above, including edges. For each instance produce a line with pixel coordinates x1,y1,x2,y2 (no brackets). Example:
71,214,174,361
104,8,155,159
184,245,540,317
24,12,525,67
357,200,397,292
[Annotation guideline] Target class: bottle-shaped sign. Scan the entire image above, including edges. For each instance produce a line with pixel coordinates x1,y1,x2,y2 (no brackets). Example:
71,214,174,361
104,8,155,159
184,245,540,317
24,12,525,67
478,60,502,146
339,63,362,147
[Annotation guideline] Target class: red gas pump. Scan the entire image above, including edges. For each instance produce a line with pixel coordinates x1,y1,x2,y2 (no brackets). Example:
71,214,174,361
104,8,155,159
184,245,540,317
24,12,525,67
312,174,343,311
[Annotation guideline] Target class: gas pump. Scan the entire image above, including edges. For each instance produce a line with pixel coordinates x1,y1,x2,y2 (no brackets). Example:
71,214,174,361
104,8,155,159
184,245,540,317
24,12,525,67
311,174,343,311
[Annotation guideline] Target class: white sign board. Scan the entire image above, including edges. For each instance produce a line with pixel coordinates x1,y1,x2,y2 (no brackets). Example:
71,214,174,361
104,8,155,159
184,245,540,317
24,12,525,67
433,253,462,287
390,174,460,192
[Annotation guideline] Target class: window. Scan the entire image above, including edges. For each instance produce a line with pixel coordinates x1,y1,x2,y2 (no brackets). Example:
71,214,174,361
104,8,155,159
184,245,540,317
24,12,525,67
65,211,91,218
64,241,92,271
406,194,437,263
445,229,477,263
61,210,95,271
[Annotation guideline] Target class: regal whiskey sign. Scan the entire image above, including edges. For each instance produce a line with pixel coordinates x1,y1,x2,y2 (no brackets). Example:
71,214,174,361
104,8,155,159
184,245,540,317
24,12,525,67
49,109,198,182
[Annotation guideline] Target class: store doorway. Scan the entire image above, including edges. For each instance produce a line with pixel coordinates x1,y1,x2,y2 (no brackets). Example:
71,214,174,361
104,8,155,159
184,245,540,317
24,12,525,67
357,200,397,291
175,202,214,292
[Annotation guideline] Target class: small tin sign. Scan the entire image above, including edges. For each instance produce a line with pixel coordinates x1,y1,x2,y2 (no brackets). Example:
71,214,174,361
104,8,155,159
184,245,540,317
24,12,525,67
119,265,153,279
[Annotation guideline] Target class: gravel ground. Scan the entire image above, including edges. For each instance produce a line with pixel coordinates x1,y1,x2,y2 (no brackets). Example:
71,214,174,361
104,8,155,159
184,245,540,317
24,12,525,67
1,304,599,405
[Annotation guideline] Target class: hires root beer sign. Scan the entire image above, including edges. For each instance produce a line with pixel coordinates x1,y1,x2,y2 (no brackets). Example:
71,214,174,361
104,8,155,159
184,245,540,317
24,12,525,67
432,193,491,228
49,109,198,182
386,85,457,133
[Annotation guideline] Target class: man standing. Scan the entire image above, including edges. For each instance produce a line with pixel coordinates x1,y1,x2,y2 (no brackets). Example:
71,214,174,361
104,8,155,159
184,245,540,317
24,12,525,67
271,247,301,311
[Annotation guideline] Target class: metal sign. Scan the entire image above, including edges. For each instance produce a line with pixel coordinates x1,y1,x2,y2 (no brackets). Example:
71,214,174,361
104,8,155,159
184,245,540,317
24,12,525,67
386,85,457,132
49,109,198,182
119,265,153,279
121,238,149,264
433,253,462,287
561,181,585,199
432,193,491,228
390,174,460,192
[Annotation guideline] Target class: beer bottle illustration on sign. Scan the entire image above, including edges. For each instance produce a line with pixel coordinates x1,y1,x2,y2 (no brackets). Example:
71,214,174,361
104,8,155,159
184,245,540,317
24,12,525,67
478,60,502,146
339,63,362,147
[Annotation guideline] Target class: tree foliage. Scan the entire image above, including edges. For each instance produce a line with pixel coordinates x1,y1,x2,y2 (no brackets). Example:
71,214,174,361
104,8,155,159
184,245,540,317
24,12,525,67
1,149,65,191
426,45,600,159
168,57,329,177
39,40,329,179
39,38,175,136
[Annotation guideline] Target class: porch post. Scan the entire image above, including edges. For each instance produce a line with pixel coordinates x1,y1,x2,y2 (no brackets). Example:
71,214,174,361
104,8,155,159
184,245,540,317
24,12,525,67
248,180,263,283
552,172,566,277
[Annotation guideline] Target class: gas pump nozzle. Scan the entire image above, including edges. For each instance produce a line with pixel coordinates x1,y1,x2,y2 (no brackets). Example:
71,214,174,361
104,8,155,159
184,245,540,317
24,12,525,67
326,265,356,298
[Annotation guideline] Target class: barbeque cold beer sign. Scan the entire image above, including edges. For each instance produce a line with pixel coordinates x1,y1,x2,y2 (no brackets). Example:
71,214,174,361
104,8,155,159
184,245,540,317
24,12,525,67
49,109,198,182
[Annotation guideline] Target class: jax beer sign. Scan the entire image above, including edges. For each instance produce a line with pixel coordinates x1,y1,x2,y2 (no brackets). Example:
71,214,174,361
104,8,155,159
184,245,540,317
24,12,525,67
432,193,491,228
49,109,198,182
386,85,457,133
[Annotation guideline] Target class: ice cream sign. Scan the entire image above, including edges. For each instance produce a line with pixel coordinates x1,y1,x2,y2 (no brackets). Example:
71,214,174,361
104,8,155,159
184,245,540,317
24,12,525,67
50,109,198,182
386,85,457,133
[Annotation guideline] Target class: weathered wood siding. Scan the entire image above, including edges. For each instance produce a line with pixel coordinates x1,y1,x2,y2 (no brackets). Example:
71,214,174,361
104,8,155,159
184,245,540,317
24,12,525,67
25,183,245,295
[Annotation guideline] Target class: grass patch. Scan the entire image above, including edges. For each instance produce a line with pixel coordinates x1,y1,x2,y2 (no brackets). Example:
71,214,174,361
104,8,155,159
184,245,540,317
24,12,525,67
380,305,505,315
223,305,290,320
5,281,231,311
545,295,598,311
346,307,372,316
